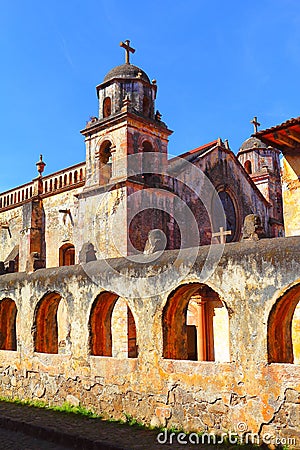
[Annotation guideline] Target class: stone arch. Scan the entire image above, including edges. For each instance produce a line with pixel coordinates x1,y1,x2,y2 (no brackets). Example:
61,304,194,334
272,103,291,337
143,96,151,117
103,97,112,118
59,243,75,266
142,140,153,153
268,283,300,363
214,186,240,242
98,140,113,184
244,160,252,174
33,292,61,354
89,292,138,358
0,298,17,350
141,140,155,178
163,283,230,361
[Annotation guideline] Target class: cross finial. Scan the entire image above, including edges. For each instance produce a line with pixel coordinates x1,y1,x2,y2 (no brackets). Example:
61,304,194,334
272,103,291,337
212,226,232,244
251,116,260,134
120,40,135,64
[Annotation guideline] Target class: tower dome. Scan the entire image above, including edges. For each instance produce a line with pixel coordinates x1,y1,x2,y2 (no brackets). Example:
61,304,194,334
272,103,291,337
96,41,157,121
238,136,267,153
103,64,150,84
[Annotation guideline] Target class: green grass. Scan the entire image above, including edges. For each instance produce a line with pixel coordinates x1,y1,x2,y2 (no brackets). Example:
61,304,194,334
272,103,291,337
0,396,101,418
0,397,289,448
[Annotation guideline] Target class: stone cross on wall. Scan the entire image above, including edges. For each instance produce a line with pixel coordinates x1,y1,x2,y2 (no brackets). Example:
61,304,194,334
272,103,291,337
212,227,232,244
251,116,260,134
120,40,135,64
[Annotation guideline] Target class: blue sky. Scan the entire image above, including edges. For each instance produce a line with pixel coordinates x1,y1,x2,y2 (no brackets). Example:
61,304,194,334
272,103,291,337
0,0,299,191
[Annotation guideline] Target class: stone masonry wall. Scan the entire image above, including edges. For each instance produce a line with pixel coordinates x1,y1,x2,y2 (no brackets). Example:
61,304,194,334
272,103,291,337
0,237,299,445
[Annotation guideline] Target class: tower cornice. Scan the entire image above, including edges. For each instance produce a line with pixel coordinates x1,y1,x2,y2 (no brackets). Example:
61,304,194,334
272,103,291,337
80,110,173,138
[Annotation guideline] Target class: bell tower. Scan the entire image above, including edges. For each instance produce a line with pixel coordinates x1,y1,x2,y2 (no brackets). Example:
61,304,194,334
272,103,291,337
237,116,283,236
78,41,173,258
81,40,172,189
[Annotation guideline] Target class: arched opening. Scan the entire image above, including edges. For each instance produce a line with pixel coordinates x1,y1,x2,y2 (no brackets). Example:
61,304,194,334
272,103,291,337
142,140,154,179
268,284,300,363
59,243,75,266
99,140,112,185
89,292,138,358
143,96,151,117
74,171,78,183
103,97,112,118
244,160,252,174
0,298,17,351
34,292,61,354
213,190,237,243
163,283,230,361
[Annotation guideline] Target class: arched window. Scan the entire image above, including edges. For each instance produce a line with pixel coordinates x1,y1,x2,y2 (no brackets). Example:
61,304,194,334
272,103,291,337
33,292,61,354
268,284,300,363
59,243,75,266
213,190,237,243
103,97,112,118
64,174,67,186
99,141,112,185
79,168,83,182
143,96,151,117
244,160,252,174
89,292,138,358
74,171,78,183
163,283,230,361
142,141,154,178
0,298,17,351
69,172,73,185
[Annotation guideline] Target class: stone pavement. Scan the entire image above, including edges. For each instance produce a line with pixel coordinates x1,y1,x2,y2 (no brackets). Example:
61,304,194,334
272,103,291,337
0,401,212,449
0,401,262,449
0,426,69,450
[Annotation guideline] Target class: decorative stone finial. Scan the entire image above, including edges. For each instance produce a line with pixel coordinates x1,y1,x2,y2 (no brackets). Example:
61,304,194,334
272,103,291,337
122,94,131,112
241,214,264,241
155,110,162,121
36,154,46,177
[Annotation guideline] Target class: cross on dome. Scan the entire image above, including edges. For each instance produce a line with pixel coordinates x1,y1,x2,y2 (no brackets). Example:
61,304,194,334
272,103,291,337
251,116,260,134
120,40,135,64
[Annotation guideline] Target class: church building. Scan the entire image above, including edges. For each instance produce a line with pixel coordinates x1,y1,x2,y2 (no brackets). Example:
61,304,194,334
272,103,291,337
0,41,287,273
0,41,299,443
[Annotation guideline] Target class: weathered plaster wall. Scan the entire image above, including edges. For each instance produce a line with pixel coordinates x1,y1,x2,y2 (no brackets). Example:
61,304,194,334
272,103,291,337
0,206,23,261
42,187,83,267
0,237,299,444
282,157,300,237
180,148,270,239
